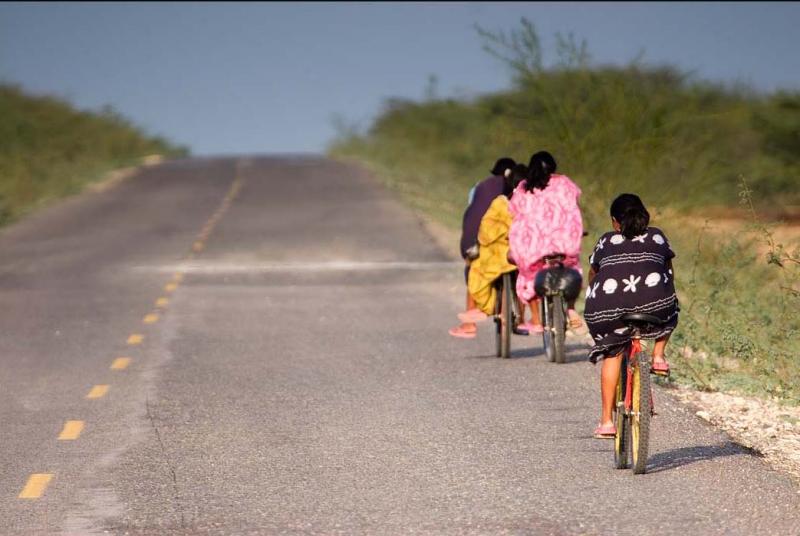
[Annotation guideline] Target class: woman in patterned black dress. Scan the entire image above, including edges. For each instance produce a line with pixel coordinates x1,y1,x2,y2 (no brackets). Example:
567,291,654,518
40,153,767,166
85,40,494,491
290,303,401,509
583,194,678,438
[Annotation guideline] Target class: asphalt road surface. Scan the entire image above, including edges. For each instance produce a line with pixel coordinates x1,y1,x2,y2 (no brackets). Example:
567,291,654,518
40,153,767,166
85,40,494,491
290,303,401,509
0,156,798,535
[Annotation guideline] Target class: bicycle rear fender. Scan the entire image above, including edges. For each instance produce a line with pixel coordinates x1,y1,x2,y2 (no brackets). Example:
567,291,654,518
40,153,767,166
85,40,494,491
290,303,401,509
533,266,583,301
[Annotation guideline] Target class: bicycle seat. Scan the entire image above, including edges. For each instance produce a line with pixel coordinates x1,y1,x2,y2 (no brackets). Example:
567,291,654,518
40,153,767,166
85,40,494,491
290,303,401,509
620,313,664,328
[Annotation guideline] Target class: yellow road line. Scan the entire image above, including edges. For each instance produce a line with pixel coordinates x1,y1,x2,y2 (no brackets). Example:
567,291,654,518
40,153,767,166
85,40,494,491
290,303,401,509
19,474,53,499
172,272,184,283
143,313,159,324
111,357,131,370
183,175,242,262
86,385,109,399
127,333,143,345
57,420,85,440
165,282,178,292
155,297,169,308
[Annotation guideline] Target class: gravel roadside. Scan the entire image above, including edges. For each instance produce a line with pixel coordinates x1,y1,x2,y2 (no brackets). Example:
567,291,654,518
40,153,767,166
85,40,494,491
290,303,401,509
671,387,800,487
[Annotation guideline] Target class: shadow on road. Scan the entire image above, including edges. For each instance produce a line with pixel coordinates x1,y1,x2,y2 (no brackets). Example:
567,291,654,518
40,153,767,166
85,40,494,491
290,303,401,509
468,342,589,362
647,442,751,473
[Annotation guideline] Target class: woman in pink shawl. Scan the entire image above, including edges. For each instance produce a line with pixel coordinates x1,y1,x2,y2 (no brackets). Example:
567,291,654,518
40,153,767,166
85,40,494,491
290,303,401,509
508,151,584,333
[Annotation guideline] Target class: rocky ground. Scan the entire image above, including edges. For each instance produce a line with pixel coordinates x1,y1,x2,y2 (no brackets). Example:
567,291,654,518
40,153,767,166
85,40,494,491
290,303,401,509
671,387,800,486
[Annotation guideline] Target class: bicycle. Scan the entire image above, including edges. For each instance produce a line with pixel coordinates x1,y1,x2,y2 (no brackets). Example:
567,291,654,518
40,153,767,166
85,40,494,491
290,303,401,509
534,254,582,364
613,312,663,474
493,270,520,359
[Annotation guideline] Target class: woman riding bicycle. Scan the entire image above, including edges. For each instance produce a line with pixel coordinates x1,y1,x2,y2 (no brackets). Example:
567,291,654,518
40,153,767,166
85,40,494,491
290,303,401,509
584,193,678,439
461,164,529,323
450,157,517,339
508,151,584,334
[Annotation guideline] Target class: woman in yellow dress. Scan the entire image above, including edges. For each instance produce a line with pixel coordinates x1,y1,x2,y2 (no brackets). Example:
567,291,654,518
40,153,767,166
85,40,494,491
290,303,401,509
459,165,528,329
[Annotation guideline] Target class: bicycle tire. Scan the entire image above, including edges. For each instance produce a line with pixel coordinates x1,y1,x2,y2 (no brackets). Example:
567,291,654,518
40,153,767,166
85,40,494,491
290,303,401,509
614,356,630,469
552,294,567,364
541,298,555,362
494,284,502,358
500,272,513,358
631,351,652,474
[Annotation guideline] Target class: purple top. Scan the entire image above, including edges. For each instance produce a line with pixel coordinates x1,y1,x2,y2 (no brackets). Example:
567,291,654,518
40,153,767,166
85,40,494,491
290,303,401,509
460,175,505,259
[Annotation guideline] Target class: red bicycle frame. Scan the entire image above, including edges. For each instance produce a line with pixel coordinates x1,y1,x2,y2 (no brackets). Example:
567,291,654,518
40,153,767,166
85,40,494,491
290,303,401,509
623,339,655,413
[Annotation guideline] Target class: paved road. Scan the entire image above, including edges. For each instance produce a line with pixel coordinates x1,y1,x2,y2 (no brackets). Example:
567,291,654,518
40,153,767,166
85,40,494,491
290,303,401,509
0,156,798,535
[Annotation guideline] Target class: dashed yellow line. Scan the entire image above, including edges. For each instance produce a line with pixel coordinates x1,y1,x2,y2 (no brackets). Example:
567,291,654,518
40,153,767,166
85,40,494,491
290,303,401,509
111,357,131,370
127,333,143,345
17,170,245,505
57,420,85,440
86,385,109,399
19,474,53,499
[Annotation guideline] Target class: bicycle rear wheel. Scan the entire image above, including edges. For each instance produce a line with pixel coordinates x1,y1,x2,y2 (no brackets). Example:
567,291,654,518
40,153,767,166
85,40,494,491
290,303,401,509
552,294,567,364
614,356,630,469
541,298,555,362
494,282,502,358
630,351,652,474
500,272,512,358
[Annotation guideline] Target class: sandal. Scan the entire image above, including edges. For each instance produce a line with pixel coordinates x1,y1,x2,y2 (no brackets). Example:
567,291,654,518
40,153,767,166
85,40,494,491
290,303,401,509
457,308,488,324
448,326,476,339
513,324,529,336
567,309,585,330
651,357,670,377
593,423,617,439
519,322,544,334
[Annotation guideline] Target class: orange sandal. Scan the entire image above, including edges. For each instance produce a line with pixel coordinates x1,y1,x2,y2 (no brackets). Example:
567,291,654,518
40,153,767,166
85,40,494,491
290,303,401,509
567,309,585,331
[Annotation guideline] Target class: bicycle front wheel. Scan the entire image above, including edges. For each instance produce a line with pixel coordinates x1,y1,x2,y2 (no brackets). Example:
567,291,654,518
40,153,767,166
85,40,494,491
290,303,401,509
630,351,652,474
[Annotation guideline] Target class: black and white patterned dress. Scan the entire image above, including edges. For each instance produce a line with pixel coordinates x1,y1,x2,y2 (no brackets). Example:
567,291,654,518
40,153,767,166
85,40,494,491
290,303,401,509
584,226,679,363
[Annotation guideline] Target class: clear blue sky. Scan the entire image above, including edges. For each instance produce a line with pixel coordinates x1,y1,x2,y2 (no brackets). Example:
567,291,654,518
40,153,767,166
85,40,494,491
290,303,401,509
2,2,799,155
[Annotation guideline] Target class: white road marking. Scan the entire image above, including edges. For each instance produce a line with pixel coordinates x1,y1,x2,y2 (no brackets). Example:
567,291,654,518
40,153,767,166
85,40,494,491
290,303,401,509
133,261,459,274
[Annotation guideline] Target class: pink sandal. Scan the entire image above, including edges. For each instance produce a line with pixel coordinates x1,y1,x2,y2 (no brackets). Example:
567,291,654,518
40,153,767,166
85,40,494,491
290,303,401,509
651,357,670,376
448,326,476,339
519,322,544,334
457,308,488,323
593,423,617,439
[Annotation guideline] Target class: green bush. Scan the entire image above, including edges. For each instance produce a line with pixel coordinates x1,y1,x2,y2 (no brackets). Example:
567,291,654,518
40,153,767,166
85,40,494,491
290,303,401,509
0,84,187,224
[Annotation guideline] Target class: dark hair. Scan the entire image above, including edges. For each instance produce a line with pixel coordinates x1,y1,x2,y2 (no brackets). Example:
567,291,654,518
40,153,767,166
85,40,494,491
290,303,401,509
505,164,528,196
491,157,516,176
525,151,557,191
610,193,650,239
